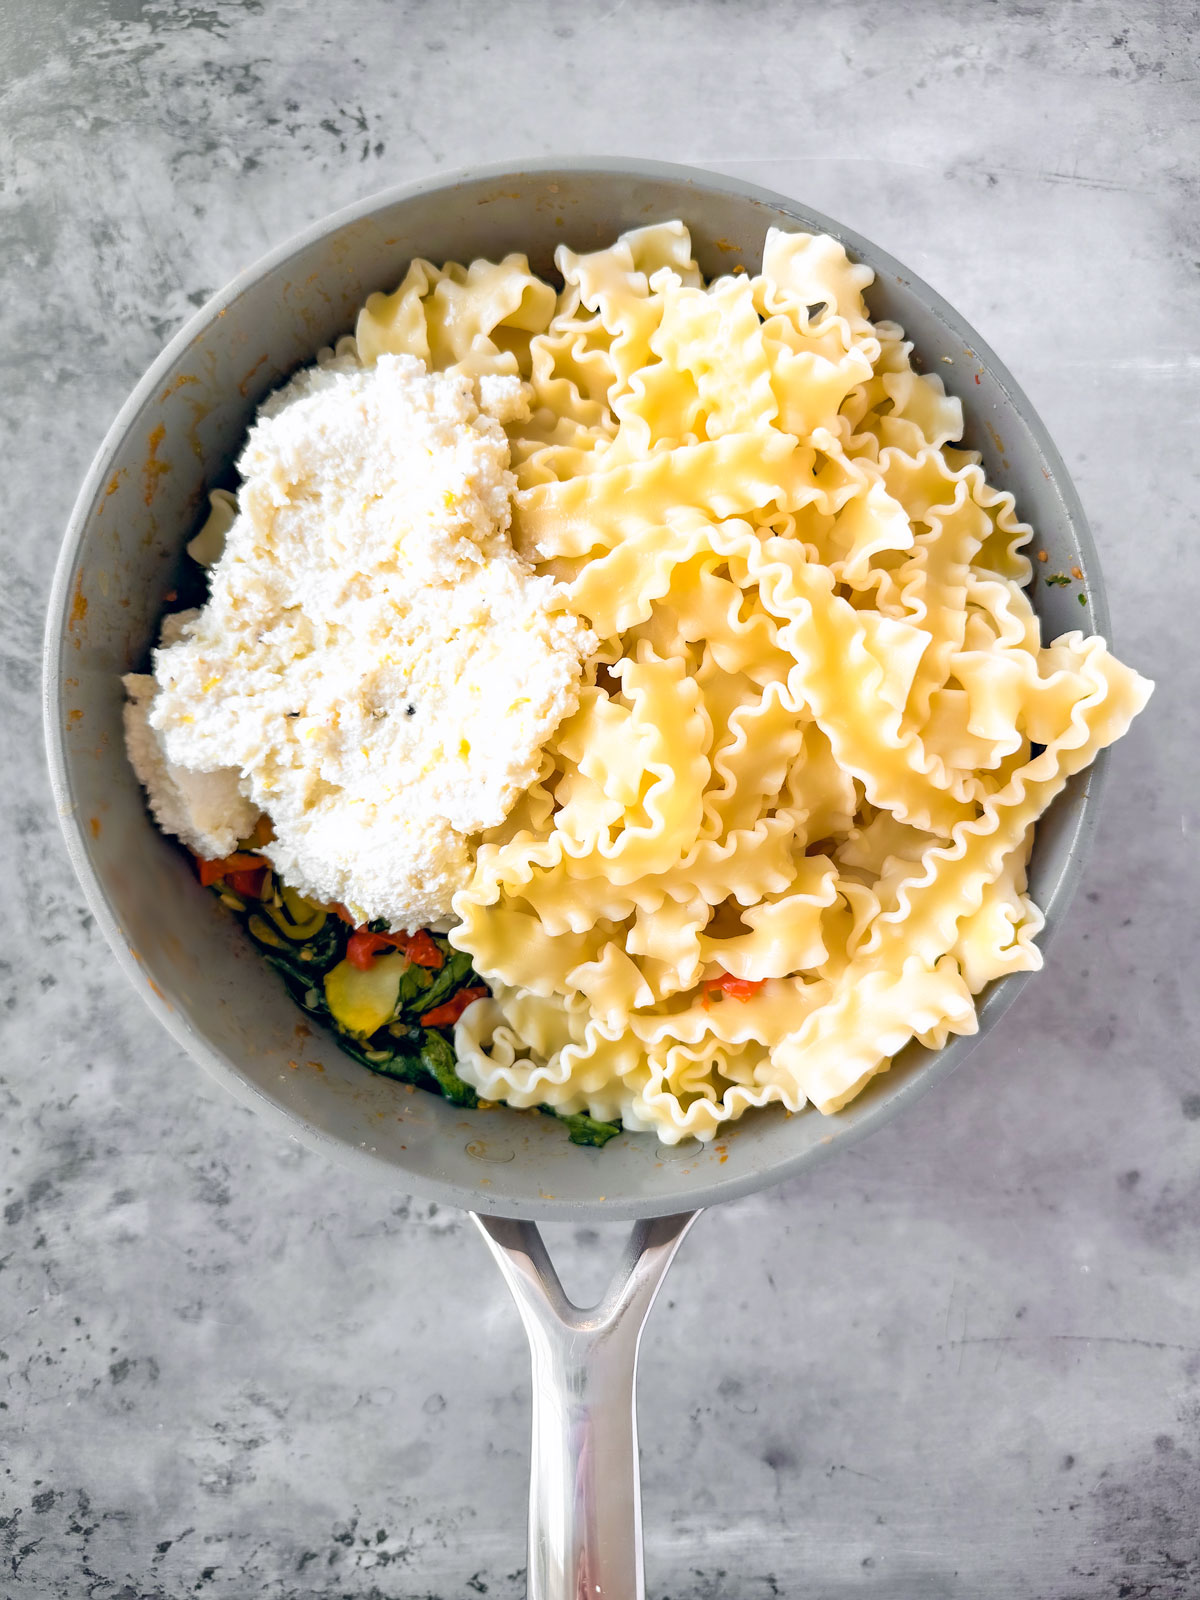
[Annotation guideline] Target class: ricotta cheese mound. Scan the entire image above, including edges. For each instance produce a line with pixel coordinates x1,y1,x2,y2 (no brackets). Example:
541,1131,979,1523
123,674,259,859
145,352,595,930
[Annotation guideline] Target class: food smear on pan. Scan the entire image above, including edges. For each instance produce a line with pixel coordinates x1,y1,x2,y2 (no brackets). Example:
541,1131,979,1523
123,223,1152,1147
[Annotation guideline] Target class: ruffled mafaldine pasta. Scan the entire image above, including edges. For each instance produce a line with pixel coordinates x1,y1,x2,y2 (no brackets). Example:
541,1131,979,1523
356,222,1151,1144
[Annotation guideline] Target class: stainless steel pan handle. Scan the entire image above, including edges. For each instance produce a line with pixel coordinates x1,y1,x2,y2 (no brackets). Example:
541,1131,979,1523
473,1210,701,1600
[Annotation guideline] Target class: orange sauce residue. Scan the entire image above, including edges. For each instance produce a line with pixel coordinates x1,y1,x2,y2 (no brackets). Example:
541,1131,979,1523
69,569,88,629
68,572,88,648
237,353,268,396
68,709,83,724
89,817,101,839
96,471,123,515
142,423,171,506
158,373,198,403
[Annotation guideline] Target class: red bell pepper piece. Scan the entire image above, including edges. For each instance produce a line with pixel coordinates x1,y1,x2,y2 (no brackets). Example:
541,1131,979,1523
404,929,444,970
196,851,268,888
346,929,396,970
226,865,268,898
344,924,446,972
702,972,766,1005
420,986,488,1029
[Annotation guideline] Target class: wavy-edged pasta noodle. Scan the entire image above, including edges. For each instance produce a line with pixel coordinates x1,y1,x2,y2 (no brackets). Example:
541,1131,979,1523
358,223,1152,1144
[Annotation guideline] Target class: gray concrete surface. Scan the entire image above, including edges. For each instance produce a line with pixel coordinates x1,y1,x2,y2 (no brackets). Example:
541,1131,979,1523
3,1,1198,1595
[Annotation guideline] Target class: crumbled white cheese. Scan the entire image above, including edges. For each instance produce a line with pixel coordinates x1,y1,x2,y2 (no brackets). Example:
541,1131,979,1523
159,607,201,648
146,352,594,930
123,673,259,859
477,372,532,425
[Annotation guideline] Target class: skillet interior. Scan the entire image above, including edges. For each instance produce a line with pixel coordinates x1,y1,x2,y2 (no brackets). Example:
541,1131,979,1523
44,159,1107,1221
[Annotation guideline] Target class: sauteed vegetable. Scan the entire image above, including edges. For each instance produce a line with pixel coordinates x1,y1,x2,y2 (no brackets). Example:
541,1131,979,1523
194,834,622,1147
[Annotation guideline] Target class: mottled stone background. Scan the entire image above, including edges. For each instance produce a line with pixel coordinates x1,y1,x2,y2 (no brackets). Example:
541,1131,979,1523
3,2,1198,1596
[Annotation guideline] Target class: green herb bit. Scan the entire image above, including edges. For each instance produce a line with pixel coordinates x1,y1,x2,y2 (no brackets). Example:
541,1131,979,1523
262,925,339,994
396,960,435,1008
538,1105,624,1148
414,947,476,1015
419,1029,479,1108
337,1035,424,1087
1044,573,1072,586
1078,591,1088,605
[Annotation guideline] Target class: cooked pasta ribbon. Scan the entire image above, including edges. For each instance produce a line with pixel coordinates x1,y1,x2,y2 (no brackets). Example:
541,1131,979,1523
355,224,1152,1144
